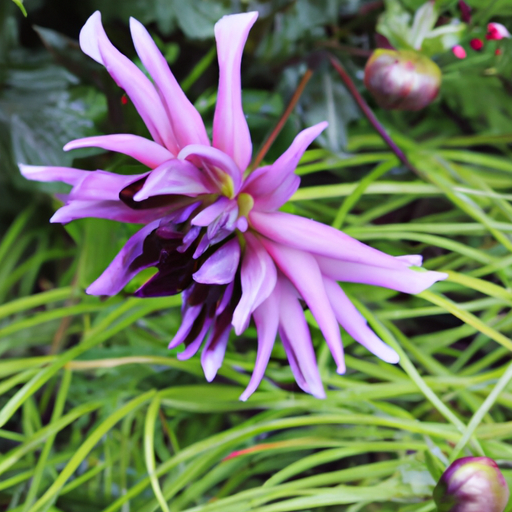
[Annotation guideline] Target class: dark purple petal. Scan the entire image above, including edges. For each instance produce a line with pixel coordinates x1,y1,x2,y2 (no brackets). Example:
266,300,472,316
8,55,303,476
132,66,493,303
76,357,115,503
193,238,240,285
177,316,212,361
134,259,195,297
133,227,199,297
192,235,211,259
86,220,160,296
178,226,201,253
168,303,203,349
217,280,234,314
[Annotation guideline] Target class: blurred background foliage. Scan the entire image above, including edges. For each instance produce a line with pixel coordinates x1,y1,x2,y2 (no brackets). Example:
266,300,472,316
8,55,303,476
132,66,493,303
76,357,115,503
2,0,512,511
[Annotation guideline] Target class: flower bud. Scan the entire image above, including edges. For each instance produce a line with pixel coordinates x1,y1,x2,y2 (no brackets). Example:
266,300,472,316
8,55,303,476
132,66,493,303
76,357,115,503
452,45,466,59
458,1,471,23
364,49,441,111
487,23,510,41
469,39,483,51
433,457,510,512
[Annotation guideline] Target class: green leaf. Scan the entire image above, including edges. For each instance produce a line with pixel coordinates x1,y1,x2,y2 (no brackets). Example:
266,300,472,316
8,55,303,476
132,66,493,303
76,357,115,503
377,0,414,50
11,0,26,16
424,450,446,482
410,1,439,50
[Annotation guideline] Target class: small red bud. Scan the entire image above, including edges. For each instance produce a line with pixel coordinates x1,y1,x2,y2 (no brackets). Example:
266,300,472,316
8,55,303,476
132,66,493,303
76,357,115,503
433,457,510,512
363,49,441,111
121,94,129,105
469,38,483,51
452,45,467,59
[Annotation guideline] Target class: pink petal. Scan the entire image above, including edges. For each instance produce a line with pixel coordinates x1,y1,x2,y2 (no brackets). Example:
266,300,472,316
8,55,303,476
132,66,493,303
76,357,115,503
212,12,258,172
129,17,210,149
396,254,423,267
250,211,411,271
261,238,345,373
133,159,213,201
64,135,174,169
316,255,447,294
201,306,234,381
79,12,178,153
192,238,241,285
240,288,279,401
232,232,277,335
250,174,300,212
487,22,510,40
19,165,87,186
68,170,149,201
50,199,172,224
278,277,325,399
191,197,232,227
177,319,212,360
86,220,160,296
201,325,231,382
168,304,203,349
323,278,399,364
179,144,242,195
243,122,328,208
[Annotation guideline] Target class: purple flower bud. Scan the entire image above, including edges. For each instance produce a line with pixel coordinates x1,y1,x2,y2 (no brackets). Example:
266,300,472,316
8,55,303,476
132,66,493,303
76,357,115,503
364,49,441,111
458,1,471,24
433,457,510,512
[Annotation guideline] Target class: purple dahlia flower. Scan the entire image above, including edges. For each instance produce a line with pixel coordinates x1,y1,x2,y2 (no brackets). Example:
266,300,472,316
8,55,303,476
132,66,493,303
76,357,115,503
20,11,447,400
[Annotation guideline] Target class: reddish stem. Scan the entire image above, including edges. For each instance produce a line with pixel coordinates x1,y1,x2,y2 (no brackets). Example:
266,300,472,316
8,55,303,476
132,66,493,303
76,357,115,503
250,68,314,171
329,55,416,173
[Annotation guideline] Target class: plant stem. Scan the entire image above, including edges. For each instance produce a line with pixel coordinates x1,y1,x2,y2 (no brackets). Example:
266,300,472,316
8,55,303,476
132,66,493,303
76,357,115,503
250,67,314,171
329,55,415,173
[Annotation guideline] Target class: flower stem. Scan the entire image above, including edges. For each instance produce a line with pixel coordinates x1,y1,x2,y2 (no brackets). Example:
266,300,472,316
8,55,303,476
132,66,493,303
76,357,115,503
250,67,314,171
329,55,415,173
